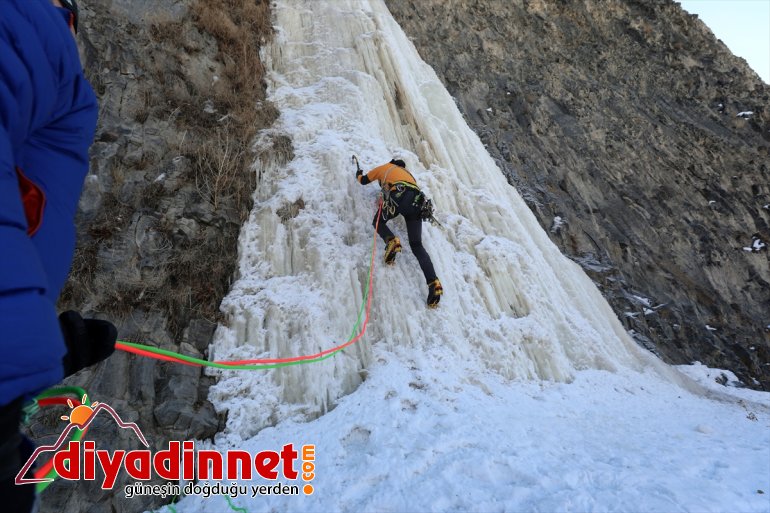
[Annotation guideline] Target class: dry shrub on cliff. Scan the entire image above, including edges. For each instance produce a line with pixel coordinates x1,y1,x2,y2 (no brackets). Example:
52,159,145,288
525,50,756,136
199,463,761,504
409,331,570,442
154,0,276,334
192,0,273,128
191,128,244,210
63,1,278,335
179,0,277,214
61,0,278,336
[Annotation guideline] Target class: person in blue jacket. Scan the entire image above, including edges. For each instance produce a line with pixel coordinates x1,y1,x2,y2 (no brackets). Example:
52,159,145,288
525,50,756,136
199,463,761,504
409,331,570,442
0,1,117,510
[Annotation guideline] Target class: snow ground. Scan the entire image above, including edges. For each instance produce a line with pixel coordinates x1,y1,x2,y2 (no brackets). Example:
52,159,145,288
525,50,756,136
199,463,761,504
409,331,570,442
167,1,770,511
174,351,769,513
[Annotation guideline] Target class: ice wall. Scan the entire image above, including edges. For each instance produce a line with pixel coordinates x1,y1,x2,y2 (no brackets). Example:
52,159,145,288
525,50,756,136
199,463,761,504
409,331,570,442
208,0,677,434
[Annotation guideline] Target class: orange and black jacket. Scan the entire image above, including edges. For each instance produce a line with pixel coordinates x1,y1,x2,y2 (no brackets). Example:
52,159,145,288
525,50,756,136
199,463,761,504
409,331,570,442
357,163,418,191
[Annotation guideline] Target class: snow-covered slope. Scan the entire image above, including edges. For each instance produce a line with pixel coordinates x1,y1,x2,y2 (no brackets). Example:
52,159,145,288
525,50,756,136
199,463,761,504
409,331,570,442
178,357,768,512
173,1,769,511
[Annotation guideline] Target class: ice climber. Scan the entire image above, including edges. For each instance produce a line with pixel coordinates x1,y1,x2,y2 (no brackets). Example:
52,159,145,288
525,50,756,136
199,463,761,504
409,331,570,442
356,158,443,307
1,1,117,511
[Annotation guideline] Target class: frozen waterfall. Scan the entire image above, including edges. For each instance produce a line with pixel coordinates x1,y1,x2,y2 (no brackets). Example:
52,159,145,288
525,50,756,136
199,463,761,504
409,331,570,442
207,0,683,433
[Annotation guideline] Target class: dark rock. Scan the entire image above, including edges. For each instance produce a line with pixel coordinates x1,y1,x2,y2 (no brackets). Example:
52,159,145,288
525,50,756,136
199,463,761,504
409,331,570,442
386,0,770,389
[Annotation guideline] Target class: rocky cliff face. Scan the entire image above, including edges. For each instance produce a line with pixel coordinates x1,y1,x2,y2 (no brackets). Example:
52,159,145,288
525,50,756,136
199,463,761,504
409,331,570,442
385,0,770,389
26,1,277,512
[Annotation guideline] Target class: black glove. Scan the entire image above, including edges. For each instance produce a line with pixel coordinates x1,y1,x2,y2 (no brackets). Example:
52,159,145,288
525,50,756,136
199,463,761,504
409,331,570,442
355,169,362,181
59,311,117,377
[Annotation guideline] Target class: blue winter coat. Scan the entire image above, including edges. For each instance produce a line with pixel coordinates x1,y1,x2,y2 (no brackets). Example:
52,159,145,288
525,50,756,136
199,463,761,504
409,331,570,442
0,0,98,406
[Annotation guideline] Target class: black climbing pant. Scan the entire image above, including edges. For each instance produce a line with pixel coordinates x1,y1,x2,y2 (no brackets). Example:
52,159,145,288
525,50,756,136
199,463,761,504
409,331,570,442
373,188,437,284
0,398,35,513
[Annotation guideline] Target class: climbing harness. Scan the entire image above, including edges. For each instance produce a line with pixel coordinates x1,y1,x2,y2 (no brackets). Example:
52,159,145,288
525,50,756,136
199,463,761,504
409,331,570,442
390,182,440,227
380,164,402,218
354,155,440,226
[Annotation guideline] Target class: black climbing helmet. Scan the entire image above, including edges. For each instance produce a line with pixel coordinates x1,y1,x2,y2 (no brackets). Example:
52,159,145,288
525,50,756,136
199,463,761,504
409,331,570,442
390,158,406,168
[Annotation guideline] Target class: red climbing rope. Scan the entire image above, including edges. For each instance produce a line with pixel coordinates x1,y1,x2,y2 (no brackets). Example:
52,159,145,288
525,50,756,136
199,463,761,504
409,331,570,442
115,200,383,369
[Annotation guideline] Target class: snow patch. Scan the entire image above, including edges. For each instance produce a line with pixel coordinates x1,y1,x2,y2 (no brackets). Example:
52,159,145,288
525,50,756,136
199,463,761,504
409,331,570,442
743,235,766,252
550,215,564,233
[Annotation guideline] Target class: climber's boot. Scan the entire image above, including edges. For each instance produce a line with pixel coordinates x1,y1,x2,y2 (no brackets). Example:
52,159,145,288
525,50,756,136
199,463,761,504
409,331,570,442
427,278,443,308
384,236,402,266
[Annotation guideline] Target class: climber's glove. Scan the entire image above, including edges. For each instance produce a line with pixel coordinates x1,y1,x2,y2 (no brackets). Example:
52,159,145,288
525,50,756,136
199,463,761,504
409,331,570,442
59,311,117,377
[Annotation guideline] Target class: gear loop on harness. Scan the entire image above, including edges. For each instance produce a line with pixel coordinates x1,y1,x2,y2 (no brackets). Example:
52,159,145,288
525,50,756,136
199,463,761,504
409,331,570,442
381,190,398,218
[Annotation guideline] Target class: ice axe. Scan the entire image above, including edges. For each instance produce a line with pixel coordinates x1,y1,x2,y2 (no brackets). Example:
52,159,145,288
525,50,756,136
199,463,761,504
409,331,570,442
352,155,363,174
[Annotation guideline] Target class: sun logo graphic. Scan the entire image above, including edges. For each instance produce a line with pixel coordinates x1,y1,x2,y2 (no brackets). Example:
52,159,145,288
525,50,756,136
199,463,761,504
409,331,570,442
15,394,149,487
60,394,99,427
